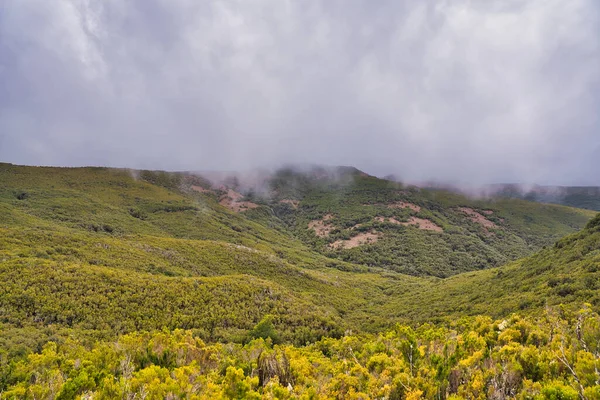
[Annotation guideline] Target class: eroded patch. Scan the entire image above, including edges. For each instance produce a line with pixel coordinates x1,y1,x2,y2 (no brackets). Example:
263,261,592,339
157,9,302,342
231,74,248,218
388,202,421,212
330,231,381,249
219,189,259,213
375,216,402,225
308,214,335,237
458,207,497,229
375,216,442,232
401,217,443,232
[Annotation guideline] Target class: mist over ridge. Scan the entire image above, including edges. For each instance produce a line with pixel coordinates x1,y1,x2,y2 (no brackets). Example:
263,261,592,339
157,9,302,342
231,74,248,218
1,0,599,185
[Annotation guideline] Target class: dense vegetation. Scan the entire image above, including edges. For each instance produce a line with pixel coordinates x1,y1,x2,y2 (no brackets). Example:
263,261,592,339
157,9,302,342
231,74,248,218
1,163,599,398
3,308,600,399
265,167,594,277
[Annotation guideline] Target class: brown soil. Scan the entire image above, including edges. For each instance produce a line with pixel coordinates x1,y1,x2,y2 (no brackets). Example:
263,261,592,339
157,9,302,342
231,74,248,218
388,202,421,212
330,231,381,249
375,216,442,232
375,216,402,225
219,189,259,213
458,207,497,229
482,210,494,215
279,199,300,209
308,214,335,237
401,217,443,232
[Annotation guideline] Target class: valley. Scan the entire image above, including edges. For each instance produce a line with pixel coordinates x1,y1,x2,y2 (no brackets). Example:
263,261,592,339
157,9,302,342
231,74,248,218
1,163,599,398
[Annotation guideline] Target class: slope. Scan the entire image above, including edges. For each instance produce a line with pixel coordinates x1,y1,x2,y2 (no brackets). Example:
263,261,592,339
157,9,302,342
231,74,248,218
0,162,596,341
249,166,595,277
0,163,426,348
385,213,600,322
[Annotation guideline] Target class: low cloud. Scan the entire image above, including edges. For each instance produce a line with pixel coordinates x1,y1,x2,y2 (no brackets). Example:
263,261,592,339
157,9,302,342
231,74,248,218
1,0,599,185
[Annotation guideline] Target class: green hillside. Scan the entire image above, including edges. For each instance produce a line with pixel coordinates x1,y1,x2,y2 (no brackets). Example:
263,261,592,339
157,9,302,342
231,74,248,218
258,167,594,277
394,213,600,320
1,163,599,398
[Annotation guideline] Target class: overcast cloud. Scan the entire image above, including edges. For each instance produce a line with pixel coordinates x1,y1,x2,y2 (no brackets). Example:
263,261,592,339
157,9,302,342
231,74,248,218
0,0,599,185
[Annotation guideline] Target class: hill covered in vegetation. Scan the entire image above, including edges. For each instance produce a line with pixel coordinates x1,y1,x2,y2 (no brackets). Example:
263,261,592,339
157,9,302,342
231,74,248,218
1,162,599,398
259,167,594,277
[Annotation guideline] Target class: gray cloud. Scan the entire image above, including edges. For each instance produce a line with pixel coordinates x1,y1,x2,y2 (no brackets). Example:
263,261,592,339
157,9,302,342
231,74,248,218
1,0,599,185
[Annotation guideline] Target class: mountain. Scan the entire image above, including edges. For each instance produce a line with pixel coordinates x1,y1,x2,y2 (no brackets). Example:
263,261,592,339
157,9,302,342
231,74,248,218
490,184,600,212
411,180,600,212
1,162,600,398
257,166,594,277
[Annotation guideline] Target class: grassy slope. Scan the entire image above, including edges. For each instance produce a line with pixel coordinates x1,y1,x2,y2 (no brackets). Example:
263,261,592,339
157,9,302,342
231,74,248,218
0,162,598,354
0,164,423,347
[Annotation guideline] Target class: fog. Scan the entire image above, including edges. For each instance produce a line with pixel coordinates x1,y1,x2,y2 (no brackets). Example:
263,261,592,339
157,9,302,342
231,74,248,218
1,0,599,185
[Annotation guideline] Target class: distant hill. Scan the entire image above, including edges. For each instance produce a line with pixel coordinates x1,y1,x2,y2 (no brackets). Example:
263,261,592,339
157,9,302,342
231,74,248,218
401,178,600,212
489,184,600,211
251,166,595,277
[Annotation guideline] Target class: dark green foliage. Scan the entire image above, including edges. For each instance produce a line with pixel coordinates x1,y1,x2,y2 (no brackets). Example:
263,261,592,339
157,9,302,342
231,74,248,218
249,315,280,343
265,169,594,277
15,191,28,200
586,213,600,230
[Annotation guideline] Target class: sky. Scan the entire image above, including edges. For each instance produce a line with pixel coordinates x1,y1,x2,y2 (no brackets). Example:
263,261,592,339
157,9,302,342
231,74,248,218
0,0,599,185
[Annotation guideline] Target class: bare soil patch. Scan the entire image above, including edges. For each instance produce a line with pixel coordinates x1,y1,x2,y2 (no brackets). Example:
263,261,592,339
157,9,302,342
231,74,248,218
219,189,259,213
330,231,381,249
308,214,335,237
375,216,402,225
482,210,494,215
376,216,442,232
458,207,497,229
388,202,421,212
401,217,443,232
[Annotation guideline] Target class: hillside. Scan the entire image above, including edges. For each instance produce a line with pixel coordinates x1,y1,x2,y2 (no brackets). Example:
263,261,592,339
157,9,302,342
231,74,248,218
0,163,596,333
1,163,600,398
252,167,594,277
394,213,600,320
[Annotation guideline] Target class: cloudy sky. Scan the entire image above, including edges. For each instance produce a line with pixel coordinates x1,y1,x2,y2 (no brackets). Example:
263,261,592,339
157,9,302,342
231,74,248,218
1,0,599,185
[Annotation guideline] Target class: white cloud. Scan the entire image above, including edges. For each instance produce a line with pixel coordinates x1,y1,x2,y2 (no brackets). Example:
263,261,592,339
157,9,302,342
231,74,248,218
0,0,598,184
